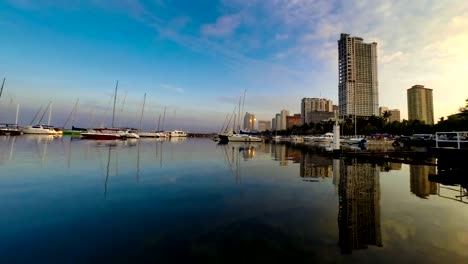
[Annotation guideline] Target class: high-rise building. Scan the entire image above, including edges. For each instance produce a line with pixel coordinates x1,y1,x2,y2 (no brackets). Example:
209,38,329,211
271,117,276,131
258,120,271,132
407,85,434,125
286,114,301,129
243,112,256,131
301,98,334,124
338,33,379,117
275,113,281,131
280,109,289,130
388,109,400,122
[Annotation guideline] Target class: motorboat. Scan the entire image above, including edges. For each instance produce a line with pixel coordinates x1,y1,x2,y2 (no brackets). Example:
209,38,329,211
21,125,59,135
81,128,123,140
170,130,187,137
342,137,367,145
0,123,22,136
312,133,334,143
122,130,140,139
222,133,262,142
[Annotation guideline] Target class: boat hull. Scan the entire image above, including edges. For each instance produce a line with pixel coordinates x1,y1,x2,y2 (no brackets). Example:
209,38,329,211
21,126,58,135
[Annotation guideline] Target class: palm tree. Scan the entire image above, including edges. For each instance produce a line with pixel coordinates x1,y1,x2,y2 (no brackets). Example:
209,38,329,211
382,110,392,123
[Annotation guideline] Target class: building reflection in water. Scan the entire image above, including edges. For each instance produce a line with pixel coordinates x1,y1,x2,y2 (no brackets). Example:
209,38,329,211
300,152,332,179
334,158,383,254
271,144,301,166
409,163,437,199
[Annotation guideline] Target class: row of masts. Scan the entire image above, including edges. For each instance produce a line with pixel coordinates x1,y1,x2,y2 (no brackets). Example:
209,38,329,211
0,78,170,131
220,89,248,133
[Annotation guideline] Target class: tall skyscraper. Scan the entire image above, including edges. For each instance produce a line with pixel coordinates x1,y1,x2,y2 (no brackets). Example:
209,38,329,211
243,112,256,131
407,85,434,125
338,33,379,117
280,109,289,130
275,113,281,131
301,98,334,124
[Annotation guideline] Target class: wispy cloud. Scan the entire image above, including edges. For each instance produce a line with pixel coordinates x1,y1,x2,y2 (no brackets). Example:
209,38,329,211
159,84,184,94
200,14,242,37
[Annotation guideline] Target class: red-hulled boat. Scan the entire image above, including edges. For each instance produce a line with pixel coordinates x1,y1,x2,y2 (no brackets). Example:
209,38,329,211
80,128,123,140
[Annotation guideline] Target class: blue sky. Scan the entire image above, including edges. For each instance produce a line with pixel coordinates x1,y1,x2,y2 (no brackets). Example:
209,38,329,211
0,0,467,132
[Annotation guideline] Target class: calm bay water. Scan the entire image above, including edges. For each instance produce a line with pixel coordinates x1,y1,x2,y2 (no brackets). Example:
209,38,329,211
1,135,467,263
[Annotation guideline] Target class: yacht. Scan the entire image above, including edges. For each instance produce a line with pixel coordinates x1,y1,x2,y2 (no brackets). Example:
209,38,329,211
170,130,187,137
225,133,262,142
21,125,59,135
312,133,335,143
137,131,166,138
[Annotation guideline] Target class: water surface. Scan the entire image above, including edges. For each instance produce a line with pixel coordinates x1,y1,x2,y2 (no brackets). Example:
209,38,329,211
1,136,467,263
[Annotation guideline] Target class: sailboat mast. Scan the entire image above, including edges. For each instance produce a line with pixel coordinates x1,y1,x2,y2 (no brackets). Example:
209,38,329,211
38,101,51,125
237,96,241,132
241,89,247,129
111,80,118,128
0,78,5,99
139,93,146,131
47,102,53,126
63,98,79,129
157,114,161,131
162,106,167,131
15,104,19,125
30,106,43,125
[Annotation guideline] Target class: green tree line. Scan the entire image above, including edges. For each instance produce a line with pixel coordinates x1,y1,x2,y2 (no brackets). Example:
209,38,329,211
266,99,468,136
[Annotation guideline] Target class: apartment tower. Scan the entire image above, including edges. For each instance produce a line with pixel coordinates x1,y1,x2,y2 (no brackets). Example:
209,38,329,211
338,33,379,117
407,85,434,125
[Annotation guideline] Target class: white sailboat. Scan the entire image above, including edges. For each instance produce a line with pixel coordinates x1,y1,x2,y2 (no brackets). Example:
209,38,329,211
22,102,59,135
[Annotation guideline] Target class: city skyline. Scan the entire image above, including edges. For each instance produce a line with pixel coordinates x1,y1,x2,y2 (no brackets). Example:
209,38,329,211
0,1,467,132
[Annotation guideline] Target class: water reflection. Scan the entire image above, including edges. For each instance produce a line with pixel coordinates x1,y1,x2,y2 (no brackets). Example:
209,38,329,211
335,159,383,254
409,163,437,199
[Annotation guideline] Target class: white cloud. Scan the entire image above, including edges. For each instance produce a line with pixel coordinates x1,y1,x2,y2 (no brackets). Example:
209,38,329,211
200,14,242,37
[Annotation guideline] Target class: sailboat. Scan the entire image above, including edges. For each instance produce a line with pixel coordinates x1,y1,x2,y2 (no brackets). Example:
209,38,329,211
22,102,60,135
82,81,139,140
0,103,22,135
136,93,165,138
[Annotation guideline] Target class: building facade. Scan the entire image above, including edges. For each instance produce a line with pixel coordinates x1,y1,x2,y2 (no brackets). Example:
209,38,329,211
275,113,281,131
243,112,256,131
286,114,301,129
407,85,434,125
338,33,379,117
279,109,289,130
258,120,271,132
388,109,400,122
301,98,334,124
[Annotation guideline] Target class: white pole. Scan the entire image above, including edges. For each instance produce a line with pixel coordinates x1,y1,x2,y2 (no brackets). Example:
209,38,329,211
333,111,340,150
15,103,19,125
47,103,52,126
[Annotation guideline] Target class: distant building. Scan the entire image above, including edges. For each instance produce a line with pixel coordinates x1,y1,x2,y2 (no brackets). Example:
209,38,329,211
388,109,400,122
301,98,334,124
275,113,281,131
243,112,256,131
380,107,400,122
258,120,271,132
379,107,389,116
407,85,434,125
286,114,301,129
280,109,289,130
338,33,379,117
271,117,276,131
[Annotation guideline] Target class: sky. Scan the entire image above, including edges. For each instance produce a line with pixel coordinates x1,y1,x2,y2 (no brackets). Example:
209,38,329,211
0,0,467,132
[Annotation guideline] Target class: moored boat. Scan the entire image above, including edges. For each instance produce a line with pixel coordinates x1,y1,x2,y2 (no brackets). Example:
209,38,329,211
169,130,187,137
0,123,22,136
312,133,335,143
21,125,59,135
